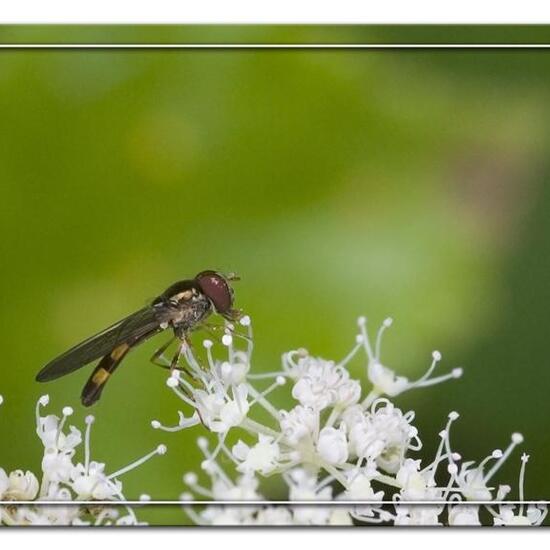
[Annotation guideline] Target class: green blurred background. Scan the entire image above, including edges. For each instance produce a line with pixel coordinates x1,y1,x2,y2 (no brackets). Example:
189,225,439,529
1,25,550,524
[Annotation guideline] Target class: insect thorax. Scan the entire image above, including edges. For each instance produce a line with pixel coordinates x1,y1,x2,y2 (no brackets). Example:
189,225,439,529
171,295,213,338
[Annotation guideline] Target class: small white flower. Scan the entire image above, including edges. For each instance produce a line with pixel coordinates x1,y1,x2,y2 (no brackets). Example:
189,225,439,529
0,396,166,525
328,509,354,525
201,507,250,525
493,504,547,526
42,448,75,483
70,461,121,500
166,316,540,527
0,468,9,499
447,504,482,526
4,470,39,500
37,414,82,453
255,507,294,525
348,399,419,473
393,505,443,526
232,435,280,475
358,318,462,399
316,426,349,465
289,355,361,411
194,384,250,433
219,352,250,385
287,469,333,525
279,405,318,446
490,453,548,526
450,435,524,502
367,361,409,397
212,473,261,502
396,458,441,501
341,471,385,522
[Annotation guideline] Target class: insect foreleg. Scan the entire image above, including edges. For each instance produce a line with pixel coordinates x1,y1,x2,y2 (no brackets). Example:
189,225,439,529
150,337,176,368
170,338,196,378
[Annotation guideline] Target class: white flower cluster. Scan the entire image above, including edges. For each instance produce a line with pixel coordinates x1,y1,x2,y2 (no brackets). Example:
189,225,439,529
155,316,547,526
0,394,166,525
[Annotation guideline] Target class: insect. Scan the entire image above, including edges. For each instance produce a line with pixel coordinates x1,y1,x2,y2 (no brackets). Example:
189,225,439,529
36,270,241,407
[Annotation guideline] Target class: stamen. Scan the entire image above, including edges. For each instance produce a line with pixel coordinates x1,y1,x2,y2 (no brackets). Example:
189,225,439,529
180,494,206,525
413,351,442,385
249,376,286,408
484,433,524,483
472,450,502,483
410,368,463,389
357,316,375,362
518,453,529,515
183,472,198,485
405,349,462,392
246,371,286,380
323,463,349,490
165,374,197,408
181,472,214,498
182,345,209,384
223,325,235,363
239,315,254,356
497,484,511,501
197,437,233,487
204,358,231,401
375,317,393,360
35,394,51,437
442,412,460,471
441,463,458,498
246,384,281,421
108,444,167,480
232,385,245,415
316,474,336,492
204,342,217,372
151,411,201,432
222,334,233,347
55,406,73,447
239,315,251,327
339,339,363,369
94,508,119,525
167,375,179,388
203,339,213,349
84,415,95,474
221,361,232,379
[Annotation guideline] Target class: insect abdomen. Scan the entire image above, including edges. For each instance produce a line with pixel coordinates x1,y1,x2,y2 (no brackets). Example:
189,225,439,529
81,343,130,407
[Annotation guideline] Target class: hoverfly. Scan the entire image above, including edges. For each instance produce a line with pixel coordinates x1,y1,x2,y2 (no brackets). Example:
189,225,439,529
36,270,241,407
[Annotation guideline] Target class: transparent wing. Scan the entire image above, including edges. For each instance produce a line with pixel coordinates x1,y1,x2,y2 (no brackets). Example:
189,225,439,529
36,306,165,382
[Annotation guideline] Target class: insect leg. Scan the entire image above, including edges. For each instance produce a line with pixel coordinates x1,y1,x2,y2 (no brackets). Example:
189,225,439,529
150,337,192,373
164,347,195,401
170,338,195,378
150,337,176,369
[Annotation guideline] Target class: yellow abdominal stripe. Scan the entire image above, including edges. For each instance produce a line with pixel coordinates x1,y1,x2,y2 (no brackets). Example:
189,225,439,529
92,367,110,385
91,344,130,385
111,343,129,360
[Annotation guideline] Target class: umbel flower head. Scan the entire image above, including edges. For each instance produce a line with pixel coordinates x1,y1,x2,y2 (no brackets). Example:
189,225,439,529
0,313,545,527
162,316,547,526
0,395,166,526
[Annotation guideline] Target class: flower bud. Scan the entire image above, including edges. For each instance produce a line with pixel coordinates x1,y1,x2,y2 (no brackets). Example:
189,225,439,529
316,426,349,465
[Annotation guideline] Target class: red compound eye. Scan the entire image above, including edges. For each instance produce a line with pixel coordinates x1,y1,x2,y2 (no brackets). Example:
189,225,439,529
195,271,234,314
